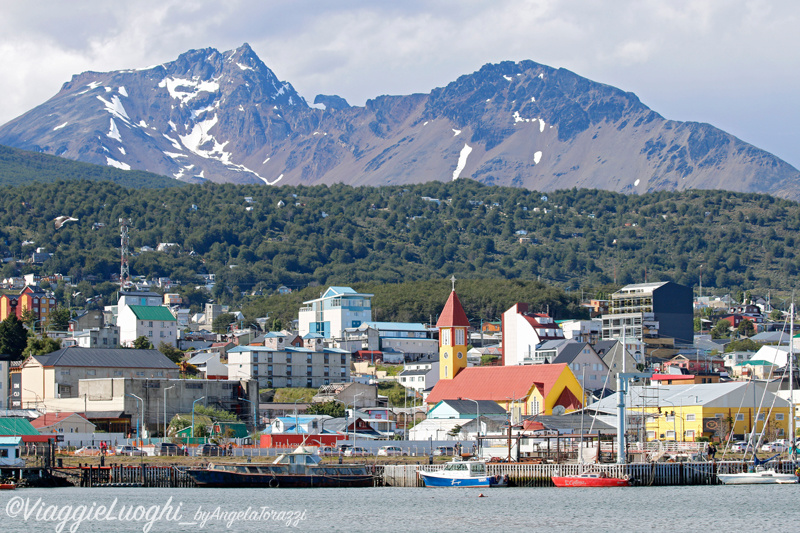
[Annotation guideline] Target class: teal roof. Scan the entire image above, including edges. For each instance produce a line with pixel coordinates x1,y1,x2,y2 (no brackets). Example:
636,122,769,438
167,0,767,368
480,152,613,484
128,305,176,321
735,359,777,366
0,418,40,436
0,436,22,445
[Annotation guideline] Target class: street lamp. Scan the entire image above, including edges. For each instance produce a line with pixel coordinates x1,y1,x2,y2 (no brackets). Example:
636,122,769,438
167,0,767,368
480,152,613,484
191,396,205,440
239,396,258,433
126,393,143,445
464,398,480,453
163,384,175,437
662,399,678,442
352,392,365,446
23,388,43,411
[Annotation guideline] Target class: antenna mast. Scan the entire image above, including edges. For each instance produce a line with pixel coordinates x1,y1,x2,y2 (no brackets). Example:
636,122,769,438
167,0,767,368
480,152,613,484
120,218,131,288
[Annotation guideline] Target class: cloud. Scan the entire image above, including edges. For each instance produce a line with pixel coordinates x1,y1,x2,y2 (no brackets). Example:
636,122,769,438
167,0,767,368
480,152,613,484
0,0,799,168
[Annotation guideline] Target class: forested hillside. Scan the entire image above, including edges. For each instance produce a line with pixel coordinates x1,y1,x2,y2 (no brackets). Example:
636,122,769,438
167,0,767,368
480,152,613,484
1,178,798,324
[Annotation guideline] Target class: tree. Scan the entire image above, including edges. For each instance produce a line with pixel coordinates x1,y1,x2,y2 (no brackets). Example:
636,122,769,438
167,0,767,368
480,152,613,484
725,339,761,353
47,306,71,331
770,309,784,321
24,335,62,358
132,336,153,349
737,318,756,337
711,319,732,339
158,342,185,363
212,313,236,334
305,401,345,418
20,309,36,330
0,315,29,358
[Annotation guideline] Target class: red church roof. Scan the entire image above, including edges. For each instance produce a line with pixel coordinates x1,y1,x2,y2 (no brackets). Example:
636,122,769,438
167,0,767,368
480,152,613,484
436,290,470,328
426,364,571,405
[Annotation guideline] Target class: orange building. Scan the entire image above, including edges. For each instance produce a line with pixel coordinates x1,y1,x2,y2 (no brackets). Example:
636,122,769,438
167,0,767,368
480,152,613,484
0,285,57,325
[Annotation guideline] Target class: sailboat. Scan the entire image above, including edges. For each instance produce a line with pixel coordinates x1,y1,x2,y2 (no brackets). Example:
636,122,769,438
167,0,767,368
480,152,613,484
718,302,799,485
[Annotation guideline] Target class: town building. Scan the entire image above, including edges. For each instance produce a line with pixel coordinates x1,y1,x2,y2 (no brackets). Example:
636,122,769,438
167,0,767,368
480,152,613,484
118,305,178,347
0,285,56,324
227,343,351,389
72,326,120,348
601,281,693,359
437,286,470,380
298,286,374,339
29,412,96,434
501,303,566,365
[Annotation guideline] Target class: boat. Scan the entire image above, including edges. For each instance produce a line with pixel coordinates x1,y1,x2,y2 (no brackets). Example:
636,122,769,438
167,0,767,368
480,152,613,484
717,455,797,485
186,444,376,488
551,470,630,487
418,456,507,487
0,482,16,490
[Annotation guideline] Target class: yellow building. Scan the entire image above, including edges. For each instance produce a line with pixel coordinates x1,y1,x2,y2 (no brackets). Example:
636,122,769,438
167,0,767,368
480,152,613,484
591,382,791,442
436,283,470,381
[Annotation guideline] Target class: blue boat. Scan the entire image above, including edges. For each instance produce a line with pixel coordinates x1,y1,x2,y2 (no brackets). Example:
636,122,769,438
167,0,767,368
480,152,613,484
418,457,507,488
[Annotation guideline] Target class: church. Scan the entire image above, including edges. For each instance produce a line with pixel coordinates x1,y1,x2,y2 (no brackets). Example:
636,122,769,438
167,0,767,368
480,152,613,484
425,279,584,416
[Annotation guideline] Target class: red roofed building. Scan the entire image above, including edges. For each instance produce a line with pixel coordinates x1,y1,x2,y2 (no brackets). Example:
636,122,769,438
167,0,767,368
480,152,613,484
29,412,96,434
425,363,583,416
436,282,470,380
502,303,565,365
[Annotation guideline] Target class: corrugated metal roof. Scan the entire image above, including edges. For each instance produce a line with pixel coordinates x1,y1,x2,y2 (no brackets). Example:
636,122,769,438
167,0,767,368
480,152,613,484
0,417,40,435
426,364,570,404
128,305,176,321
0,436,22,445
33,347,176,369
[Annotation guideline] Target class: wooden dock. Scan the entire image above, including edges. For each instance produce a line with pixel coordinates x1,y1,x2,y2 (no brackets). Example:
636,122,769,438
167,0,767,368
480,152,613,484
382,461,799,487
75,464,196,488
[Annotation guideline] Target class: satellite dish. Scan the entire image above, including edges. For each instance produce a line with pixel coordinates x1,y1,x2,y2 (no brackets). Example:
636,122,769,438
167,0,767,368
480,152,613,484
552,405,566,416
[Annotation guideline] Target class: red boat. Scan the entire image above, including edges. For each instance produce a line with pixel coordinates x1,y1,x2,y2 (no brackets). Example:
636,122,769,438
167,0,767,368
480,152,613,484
551,472,630,487
0,483,16,490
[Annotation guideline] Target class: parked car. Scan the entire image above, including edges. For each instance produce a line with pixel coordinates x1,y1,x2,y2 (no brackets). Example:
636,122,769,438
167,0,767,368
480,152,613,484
74,445,102,456
343,446,370,457
197,444,224,456
154,442,186,456
317,446,338,457
731,441,754,453
377,445,406,457
433,446,455,457
761,441,788,453
115,445,145,456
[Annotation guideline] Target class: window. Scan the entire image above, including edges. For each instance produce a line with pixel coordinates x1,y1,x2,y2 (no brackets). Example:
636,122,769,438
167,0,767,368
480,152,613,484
148,331,153,337
149,321,153,327
455,328,465,345
340,367,346,375
136,371,145,377
666,430,676,439
87,369,96,376
686,414,696,422
685,430,695,439
268,365,273,375
114,370,123,377
441,329,451,346
287,378,293,387
307,366,313,376
307,379,313,388
60,369,70,375
253,354,259,363
646,431,656,440
666,415,675,422
286,354,292,363
776,413,785,421
715,413,724,419
757,413,765,421
307,354,313,363
736,413,745,421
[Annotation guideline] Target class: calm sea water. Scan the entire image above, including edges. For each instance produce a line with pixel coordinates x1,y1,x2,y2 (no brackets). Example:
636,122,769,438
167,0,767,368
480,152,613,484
1,485,797,532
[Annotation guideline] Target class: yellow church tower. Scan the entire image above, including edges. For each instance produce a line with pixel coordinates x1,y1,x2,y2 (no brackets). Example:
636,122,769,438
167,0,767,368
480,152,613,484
437,276,470,380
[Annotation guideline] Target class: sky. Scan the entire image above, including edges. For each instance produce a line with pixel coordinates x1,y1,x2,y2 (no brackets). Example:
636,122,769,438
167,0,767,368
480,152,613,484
0,0,798,168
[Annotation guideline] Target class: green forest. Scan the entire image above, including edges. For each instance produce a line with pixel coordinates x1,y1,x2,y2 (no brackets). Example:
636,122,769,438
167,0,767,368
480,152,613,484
0,175,798,325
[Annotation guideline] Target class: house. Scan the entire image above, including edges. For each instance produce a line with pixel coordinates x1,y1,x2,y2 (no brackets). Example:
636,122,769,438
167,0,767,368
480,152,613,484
0,285,56,323
68,310,104,332
588,382,790,442
425,363,584,416
427,399,506,420
663,353,726,374
298,286,374,339
732,360,779,379
187,352,229,380
550,342,609,392
311,382,375,406
72,326,120,348
501,303,566,365
118,305,178,347
0,436,24,467
396,356,440,395
559,319,603,344
336,322,437,360
592,340,639,390
29,412,96,434
650,372,721,386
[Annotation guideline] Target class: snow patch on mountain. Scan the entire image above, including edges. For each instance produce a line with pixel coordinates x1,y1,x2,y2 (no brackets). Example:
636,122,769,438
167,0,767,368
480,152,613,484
258,173,283,185
533,151,542,164
97,95,130,122
159,77,221,105
118,86,128,97
106,157,130,170
452,144,472,180
53,122,68,131
107,118,121,142
512,111,546,132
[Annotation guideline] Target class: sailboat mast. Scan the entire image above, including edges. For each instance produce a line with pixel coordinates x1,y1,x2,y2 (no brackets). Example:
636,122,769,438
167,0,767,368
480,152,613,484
790,300,796,464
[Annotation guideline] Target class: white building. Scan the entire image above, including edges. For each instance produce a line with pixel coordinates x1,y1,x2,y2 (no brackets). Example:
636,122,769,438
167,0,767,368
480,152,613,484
559,319,603,344
118,305,178,347
73,326,120,348
501,303,565,366
298,286,373,339
227,344,351,389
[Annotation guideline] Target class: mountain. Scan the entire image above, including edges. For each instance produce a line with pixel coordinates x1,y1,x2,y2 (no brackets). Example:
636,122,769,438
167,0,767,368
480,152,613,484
1,44,799,199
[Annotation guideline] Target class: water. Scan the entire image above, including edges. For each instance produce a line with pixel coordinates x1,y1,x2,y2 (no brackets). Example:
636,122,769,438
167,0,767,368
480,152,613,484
1,485,797,532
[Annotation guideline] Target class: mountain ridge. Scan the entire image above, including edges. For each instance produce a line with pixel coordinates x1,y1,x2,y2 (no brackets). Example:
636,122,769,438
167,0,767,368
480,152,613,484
1,44,798,199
